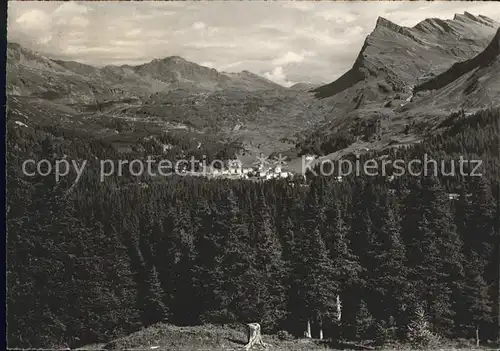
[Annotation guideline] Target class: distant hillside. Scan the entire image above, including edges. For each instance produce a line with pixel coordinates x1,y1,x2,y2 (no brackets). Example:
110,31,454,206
6,42,317,155
6,42,284,104
288,82,322,92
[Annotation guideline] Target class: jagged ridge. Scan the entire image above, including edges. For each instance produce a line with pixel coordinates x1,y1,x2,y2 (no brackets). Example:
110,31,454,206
415,27,500,92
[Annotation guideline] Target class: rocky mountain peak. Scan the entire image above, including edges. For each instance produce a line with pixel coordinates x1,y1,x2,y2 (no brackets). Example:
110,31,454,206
413,18,458,35
160,56,187,63
454,11,497,27
145,56,193,69
412,25,500,110
374,17,404,32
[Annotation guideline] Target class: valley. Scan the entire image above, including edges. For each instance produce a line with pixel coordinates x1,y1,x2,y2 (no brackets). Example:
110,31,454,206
7,12,500,170
5,6,500,351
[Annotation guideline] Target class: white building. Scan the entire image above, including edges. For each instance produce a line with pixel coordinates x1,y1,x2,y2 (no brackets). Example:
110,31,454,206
162,144,174,152
206,166,222,177
228,159,243,174
448,193,460,200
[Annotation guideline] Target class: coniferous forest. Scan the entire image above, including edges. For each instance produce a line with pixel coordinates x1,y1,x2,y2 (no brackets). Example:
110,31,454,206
6,108,500,349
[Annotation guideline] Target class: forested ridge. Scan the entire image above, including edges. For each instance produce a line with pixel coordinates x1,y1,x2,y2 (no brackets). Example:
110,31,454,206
6,108,500,349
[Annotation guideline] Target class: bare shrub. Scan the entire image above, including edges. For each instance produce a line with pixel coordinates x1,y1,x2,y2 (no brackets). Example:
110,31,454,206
277,330,293,341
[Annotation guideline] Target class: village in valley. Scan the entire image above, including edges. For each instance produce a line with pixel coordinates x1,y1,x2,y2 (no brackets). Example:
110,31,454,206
179,153,299,181
149,139,471,201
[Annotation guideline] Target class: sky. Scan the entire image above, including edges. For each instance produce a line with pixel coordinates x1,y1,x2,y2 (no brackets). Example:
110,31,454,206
7,1,500,87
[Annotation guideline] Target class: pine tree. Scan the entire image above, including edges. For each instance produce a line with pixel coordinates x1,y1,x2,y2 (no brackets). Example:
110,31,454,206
355,300,376,341
123,218,169,327
327,206,363,341
344,180,374,339
368,199,411,332
252,192,288,331
409,177,465,335
199,189,253,323
141,263,169,325
191,194,234,324
291,222,338,338
468,177,495,272
462,261,492,344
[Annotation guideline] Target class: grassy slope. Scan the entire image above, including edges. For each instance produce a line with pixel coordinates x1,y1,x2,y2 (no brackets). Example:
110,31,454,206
78,323,494,351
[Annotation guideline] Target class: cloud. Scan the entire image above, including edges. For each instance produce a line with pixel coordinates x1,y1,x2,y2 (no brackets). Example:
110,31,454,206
272,50,315,66
185,41,239,49
125,29,142,38
263,66,294,87
70,17,90,28
53,2,88,16
38,35,53,45
344,26,364,37
200,61,215,68
282,2,315,12
15,9,51,31
192,21,206,30
317,11,357,23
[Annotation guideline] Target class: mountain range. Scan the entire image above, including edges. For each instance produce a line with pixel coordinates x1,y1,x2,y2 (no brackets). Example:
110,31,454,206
6,11,500,161
6,40,319,155
298,12,499,162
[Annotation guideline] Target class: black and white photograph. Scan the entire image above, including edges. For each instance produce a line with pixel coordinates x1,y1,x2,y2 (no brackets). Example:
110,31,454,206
4,0,500,350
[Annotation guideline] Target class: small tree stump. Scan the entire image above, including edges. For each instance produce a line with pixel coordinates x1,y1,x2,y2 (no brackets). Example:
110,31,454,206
304,320,311,339
476,326,480,347
244,323,267,350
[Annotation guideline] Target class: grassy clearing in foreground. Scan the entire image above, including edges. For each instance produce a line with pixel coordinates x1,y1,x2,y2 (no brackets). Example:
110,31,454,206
77,323,499,351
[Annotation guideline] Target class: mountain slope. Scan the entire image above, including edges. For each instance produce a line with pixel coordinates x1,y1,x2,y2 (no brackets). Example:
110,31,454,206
7,43,285,103
412,27,500,109
7,42,145,106
288,82,322,92
294,12,499,158
416,27,499,92
6,42,318,154
313,12,498,100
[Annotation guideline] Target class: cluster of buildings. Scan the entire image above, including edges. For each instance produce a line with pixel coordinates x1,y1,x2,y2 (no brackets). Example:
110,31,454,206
447,193,472,201
205,157,293,181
